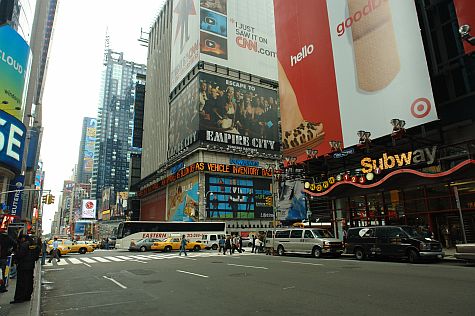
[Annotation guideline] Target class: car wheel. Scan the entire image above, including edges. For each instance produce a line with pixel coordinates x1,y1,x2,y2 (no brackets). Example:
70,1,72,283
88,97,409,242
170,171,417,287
312,246,322,258
164,246,172,252
211,244,218,250
277,245,285,256
193,245,201,252
248,242,253,247
79,248,87,254
355,248,366,260
140,246,147,252
408,249,419,264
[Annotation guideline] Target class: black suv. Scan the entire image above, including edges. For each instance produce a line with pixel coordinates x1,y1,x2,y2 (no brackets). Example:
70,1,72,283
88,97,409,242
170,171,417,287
345,226,444,263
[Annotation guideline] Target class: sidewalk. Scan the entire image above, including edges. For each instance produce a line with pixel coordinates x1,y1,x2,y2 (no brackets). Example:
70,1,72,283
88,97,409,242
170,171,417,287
0,263,41,316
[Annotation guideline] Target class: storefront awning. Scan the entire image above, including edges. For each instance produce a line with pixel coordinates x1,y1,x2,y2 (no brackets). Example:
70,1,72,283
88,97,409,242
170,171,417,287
305,159,475,198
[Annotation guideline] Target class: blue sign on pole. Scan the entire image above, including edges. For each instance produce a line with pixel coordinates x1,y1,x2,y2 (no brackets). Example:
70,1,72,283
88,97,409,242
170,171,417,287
7,175,24,218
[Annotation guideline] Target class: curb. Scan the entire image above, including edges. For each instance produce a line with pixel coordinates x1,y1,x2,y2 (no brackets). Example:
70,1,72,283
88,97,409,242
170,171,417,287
30,263,41,316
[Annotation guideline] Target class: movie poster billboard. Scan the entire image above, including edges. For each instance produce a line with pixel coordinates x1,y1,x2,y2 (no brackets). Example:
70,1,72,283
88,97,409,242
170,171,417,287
274,0,437,160
170,0,200,91
83,118,96,173
168,175,200,222
199,72,280,153
453,0,475,54
0,25,31,120
277,178,306,221
168,77,200,159
199,0,277,80
205,175,273,219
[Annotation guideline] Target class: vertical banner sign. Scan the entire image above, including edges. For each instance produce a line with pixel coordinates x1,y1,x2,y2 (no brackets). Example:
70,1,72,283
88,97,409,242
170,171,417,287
8,175,25,218
453,0,475,54
84,118,96,173
0,25,32,119
274,0,438,158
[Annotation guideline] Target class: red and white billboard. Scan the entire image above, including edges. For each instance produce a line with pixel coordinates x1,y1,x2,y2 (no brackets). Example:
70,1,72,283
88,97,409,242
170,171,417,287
81,199,96,219
274,0,437,160
453,0,475,54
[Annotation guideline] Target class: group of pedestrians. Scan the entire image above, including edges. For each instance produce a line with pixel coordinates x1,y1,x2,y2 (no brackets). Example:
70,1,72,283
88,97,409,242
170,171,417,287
218,234,265,255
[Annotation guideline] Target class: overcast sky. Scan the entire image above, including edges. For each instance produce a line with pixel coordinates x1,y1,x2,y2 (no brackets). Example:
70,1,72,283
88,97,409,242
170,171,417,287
40,0,166,234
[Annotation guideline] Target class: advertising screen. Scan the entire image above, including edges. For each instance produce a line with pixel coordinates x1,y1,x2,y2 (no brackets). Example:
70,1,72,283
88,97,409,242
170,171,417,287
278,178,306,221
83,118,96,173
168,175,200,222
170,0,278,92
199,72,280,154
453,0,475,54
205,175,273,219
0,110,26,173
0,25,31,120
274,0,437,160
81,199,97,219
168,77,200,159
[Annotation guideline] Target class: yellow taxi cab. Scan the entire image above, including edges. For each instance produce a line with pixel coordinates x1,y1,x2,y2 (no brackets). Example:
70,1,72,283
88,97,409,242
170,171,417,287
48,239,94,255
151,237,206,252
46,240,71,256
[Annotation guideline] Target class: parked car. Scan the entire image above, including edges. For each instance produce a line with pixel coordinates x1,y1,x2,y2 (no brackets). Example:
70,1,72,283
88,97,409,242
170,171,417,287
151,237,207,252
345,226,444,263
129,238,163,252
455,243,475,262
266,228,344,258
201,234,226,250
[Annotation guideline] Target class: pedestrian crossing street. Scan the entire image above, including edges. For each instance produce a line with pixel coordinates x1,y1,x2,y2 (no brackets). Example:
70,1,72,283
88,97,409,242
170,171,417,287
44,252,254,267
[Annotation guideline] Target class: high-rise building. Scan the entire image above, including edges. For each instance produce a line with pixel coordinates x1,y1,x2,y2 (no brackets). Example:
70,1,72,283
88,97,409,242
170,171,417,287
76,117,96,184
91,49,146,206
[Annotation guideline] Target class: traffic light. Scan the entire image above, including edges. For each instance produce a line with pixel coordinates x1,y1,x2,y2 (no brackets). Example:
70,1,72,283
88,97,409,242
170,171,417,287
42,195,47,204
50,195,55,204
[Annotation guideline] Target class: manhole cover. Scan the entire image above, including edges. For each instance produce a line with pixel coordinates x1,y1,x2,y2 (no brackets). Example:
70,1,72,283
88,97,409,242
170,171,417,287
228,273,250,277
211,261,223,264
127,269,155,276
143,280,163,284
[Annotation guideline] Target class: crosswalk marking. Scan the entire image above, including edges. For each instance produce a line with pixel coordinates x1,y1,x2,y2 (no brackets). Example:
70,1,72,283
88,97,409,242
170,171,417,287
130,255,152,260
68,258,82,264
105,256,124,262
44,262,53,267
116,256,133,260
57,260,68,266
92,257,111,263
80,257,97,263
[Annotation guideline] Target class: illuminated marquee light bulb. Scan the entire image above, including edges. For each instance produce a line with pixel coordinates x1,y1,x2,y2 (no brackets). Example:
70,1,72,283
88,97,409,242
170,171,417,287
304,182,310,189
374,168,381,175
359,176,366,184
366,173,374,181
336,174,342,181
343,174,350,181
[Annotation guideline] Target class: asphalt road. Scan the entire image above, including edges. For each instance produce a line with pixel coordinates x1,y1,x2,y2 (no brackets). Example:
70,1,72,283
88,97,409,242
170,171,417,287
41,248,475,316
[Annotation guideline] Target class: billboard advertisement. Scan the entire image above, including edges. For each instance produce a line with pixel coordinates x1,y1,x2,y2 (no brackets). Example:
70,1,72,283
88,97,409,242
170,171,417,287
453,0,475,54
205,175,273,219
274,0,437,160
170,0,278,92
278,178,306,221
0,110,26,173
199,72,280,153
170,0,200,91
168,77,200,159
0,25,31,120
81,199,97,219
168,175,199,222
83,118,96,173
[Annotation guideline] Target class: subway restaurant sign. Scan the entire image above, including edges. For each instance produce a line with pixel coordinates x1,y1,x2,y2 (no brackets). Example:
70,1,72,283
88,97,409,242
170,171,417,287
361,146,437,174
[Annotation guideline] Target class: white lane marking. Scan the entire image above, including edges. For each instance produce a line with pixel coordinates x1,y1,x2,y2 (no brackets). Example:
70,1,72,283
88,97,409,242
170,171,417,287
56,260,68,266
44,268,64,271
227,263,268,270
83,263,92,268
176,270,209,278
283,286,295,290
105,256,125,262
92,257,111,263
282,261,324,266
131,259,148,264
44,262,53,267
102,276,127,289
68,258,83,264
80,257,98,264
116,256,134,260
130,255,152,260
178,256,197,261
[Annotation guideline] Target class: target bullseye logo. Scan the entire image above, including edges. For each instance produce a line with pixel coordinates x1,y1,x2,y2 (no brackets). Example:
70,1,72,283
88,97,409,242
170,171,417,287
411,98,431,118
85,201,94,209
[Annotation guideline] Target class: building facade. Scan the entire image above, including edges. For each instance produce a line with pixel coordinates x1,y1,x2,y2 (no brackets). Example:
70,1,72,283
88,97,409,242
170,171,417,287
91,49,146,206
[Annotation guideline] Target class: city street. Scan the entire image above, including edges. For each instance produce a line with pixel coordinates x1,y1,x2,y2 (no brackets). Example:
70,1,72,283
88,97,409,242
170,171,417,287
41,248,475,316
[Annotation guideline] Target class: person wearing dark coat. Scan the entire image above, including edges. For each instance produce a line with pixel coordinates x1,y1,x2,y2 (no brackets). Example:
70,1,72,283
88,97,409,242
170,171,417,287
0,232,15,293
11,235,39,304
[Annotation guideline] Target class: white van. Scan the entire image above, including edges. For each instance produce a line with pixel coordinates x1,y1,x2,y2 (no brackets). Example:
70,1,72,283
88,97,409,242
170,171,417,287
266,228,344,258
201,234,226,250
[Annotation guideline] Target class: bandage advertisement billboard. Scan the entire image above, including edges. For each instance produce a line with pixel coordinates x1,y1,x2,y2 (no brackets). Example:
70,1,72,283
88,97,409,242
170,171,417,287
274,0,437,160
0,25,31,120
81,199,97,219
170,0,278,92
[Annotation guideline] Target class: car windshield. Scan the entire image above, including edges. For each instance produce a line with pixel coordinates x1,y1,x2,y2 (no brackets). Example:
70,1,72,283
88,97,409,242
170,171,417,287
401,226,424,238
312,229,334,238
